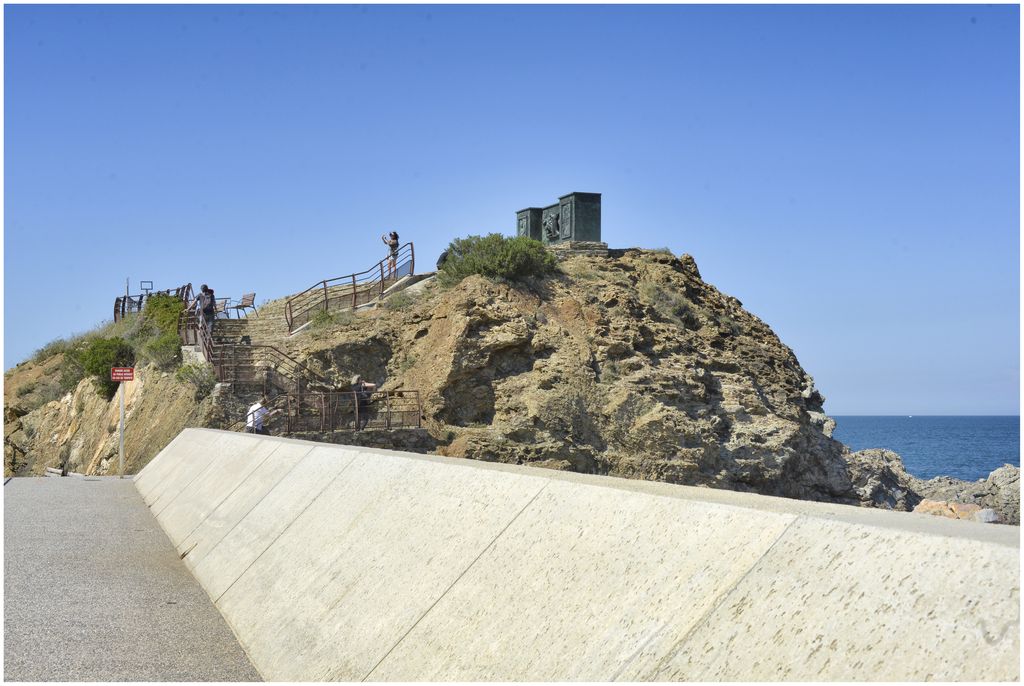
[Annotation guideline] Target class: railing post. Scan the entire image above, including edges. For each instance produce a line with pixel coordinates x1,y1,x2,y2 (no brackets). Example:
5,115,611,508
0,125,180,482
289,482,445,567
380,262,385,296
323,281,328,313
351,275,357,309
352,391,359,431
409,242,415,276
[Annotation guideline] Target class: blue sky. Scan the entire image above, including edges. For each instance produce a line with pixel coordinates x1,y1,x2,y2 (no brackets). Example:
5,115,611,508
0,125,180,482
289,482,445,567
4,4,1019,415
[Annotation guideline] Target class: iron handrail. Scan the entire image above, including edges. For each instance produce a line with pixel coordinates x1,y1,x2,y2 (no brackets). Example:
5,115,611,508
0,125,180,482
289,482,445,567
226,393,291,433
115,283,192,322
283,390,422,433
178,308,216,370
284,242,415,333
210,343,327,389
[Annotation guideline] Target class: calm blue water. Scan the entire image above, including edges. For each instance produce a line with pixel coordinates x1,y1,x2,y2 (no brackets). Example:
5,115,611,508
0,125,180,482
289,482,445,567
832,416,1020,481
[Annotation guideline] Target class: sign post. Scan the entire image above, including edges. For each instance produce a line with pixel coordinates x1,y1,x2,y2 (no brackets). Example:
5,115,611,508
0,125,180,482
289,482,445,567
111,367,134,478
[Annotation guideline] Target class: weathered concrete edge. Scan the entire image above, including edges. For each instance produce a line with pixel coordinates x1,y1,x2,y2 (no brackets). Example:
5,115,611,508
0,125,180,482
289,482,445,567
134,429,1019,681
154,428,1019,548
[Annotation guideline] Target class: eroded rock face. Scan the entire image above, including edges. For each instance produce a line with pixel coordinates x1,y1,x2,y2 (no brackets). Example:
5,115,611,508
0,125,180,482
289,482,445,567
914,465,1020,525
4,366,211,476
9,248,1015,525
845,449,923,511
844,449,1018,524
293,250,860,506
913,499,1001,524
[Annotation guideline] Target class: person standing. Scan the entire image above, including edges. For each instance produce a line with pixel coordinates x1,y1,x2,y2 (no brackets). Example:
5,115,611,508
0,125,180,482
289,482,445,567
197,284,216,333
382,231,400,279
350,374,377,430
245,396,278,435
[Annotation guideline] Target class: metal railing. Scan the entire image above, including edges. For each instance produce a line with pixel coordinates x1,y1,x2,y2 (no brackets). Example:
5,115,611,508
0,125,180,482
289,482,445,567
284,243,415,333
178,310,325,394
226,393,291,433
283,390,422,433
178,309,216,369
115,283,192,322
210,344,326,395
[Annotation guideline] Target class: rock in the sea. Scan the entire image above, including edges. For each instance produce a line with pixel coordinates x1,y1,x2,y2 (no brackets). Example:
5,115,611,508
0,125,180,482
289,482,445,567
913,499,1003,524
912,464,1020,526
844,449,921,511
845,450,1019,525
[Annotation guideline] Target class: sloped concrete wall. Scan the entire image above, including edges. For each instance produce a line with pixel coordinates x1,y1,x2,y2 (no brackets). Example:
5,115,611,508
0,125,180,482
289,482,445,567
136,429,1020,681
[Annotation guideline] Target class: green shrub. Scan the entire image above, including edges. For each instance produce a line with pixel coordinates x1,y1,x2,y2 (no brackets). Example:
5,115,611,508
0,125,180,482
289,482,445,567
141,331,181,369
385,291,415,311
310,308,355,336
141,293,183,338
127,293,183,354
59,337,91,392
397,353,417,372
437,234,557,287
74,337,135,399
719,314,741,337
15,382,38,397
640,282,701,330
34,381,64,407
175,362,217,400
31,338,72,364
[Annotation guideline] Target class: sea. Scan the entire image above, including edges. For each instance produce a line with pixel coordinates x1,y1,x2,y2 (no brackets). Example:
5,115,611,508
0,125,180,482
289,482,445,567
831,416,1020,482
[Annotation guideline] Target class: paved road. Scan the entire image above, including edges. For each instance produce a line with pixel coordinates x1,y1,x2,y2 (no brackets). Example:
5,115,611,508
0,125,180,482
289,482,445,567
4,476,261,681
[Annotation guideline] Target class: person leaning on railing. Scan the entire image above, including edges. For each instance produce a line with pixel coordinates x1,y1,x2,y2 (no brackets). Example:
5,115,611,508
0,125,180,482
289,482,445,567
382,231,399,280
246,395,281,435
350,375,377,430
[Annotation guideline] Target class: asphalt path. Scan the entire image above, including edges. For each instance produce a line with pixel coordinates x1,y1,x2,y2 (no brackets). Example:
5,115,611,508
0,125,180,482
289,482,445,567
4,476,260,681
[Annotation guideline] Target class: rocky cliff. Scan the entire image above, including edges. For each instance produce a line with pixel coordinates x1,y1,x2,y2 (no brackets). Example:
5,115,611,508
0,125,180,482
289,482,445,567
5,360,214,477
5,248,1018,523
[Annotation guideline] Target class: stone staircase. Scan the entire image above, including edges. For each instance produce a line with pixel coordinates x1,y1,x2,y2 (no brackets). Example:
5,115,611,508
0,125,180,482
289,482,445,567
198,255,427,404
211,300,293,349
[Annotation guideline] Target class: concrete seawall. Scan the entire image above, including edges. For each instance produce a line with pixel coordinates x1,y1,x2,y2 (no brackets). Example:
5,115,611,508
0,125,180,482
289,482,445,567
136,428,1020,681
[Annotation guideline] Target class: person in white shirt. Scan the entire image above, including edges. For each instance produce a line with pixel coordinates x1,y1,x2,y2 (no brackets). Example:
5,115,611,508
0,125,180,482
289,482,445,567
246,396,278,435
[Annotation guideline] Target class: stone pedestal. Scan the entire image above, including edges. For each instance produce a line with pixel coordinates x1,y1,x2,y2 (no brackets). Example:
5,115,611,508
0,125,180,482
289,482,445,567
546,241,610,260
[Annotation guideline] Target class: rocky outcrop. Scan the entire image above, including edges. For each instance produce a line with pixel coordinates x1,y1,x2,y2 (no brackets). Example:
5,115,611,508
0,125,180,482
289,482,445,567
913,464,1020,525
912,500,1002,524
292,249,860,506
5,365,212,477
844,448,1018,524
7,248,1016,526
844,449,923,511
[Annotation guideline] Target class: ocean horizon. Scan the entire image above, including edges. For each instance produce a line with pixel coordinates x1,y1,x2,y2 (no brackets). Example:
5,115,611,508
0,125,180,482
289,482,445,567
831,415,1020,482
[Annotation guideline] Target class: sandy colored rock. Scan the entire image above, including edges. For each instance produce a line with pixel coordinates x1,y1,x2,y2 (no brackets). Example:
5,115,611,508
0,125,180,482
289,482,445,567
6,248,1017,526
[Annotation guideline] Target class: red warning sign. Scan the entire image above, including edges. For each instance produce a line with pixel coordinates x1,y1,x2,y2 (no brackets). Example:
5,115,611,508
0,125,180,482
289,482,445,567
110,367,134,382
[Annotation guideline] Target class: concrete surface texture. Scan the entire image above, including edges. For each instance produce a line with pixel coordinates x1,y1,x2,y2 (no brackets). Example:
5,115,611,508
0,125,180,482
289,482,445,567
137,428,1020,681
3,476,260,681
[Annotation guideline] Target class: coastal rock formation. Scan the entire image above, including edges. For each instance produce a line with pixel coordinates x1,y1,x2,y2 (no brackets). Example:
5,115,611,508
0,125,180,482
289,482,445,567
914,464,1020,525
844,449,1019,524
295,250,859,506
844,448,922,511
6,248,1017,525
912,499,1001,524
5,365,212,476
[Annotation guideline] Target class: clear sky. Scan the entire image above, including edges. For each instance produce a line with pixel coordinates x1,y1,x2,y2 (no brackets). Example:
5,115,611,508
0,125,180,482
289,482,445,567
4,4,1019,415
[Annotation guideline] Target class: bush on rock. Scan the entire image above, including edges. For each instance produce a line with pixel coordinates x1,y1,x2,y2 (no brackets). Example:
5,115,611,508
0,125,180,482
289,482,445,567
438,234,556,287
